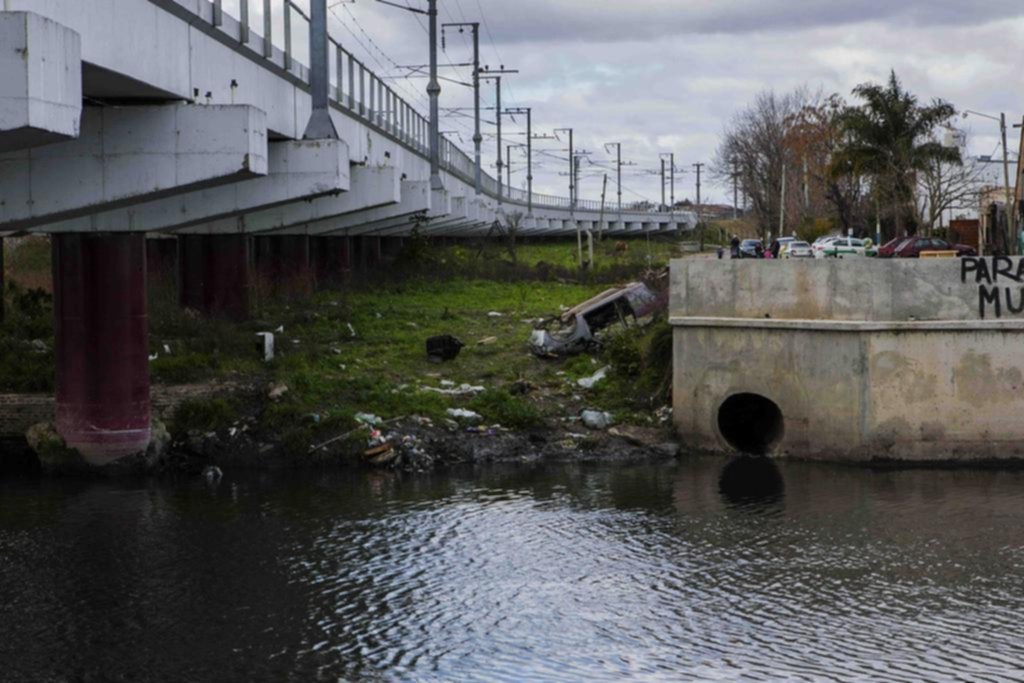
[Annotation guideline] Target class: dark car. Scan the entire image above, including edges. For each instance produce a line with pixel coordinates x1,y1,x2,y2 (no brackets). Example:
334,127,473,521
877,236,976,258
739,239,764,259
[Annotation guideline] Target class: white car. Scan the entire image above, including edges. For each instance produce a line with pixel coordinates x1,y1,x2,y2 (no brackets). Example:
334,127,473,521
784,240,814,258
811,236,840,258
814,237,872,259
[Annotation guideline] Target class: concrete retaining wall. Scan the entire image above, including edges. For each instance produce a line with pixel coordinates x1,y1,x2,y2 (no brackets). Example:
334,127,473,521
670,258,1024,462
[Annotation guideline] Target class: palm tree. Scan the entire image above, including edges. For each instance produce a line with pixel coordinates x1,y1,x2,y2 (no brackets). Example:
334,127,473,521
832,71,960,240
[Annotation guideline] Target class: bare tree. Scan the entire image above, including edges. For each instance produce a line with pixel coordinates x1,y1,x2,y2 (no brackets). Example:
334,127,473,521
712,88,816,239
913,139,985,234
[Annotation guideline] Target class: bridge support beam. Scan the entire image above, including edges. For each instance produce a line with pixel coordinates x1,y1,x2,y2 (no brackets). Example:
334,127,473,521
178,234,250,320
0,12,82,153
52,233,150,465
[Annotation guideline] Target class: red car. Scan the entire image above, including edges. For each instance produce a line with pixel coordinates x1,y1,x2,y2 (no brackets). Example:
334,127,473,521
876,236,976,258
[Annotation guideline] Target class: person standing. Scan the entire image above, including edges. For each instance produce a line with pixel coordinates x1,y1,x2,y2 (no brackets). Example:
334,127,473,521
730,234,740,259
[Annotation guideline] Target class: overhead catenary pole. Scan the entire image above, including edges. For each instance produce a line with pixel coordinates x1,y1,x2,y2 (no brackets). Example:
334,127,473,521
428,0,442,190
660,157,666,212
670,153,675,214
442,22,482,193
479,67,517,205
302,0,339,140
505,107,533,214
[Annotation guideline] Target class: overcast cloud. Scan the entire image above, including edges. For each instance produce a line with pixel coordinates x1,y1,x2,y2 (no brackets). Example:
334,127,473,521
331,0,1024,203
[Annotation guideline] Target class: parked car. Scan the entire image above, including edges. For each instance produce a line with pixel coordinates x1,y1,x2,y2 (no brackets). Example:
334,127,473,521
877,236,976,258
810,236,840,258
775,236,797,256
783,241,814,258
815,238,875,258
739,239,764,258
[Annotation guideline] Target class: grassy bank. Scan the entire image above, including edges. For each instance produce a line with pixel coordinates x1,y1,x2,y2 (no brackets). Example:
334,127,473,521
2,236,681,451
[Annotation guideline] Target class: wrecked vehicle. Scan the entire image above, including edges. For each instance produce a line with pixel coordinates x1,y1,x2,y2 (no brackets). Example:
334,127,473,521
530,276,667,357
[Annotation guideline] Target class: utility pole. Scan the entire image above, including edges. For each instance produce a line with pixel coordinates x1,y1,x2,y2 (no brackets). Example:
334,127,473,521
693,162,704,250
506,144,513,190
660,152,675,213
378,0,442,190
505,108,533,214
442,22,481,193
302,0,339,140
1001,113,1016,254
479,67,518,204
732,158,739,220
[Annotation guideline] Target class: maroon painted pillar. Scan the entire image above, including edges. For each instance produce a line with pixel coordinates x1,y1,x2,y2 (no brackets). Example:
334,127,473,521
311,236,351,286
354,235,382,270
178,234,250,320
0,236,5,324
52,234,150,465
381,236,404,263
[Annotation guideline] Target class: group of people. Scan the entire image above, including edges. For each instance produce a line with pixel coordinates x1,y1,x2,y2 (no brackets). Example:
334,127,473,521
724,235,784,259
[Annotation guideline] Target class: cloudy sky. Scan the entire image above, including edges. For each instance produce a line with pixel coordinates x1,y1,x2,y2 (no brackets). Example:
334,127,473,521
320,0,1024,204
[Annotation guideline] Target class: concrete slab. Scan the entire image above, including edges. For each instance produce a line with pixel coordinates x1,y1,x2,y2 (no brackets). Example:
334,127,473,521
34,138,348,233
0,12,82,153
0,104,269,231
179,164,397,235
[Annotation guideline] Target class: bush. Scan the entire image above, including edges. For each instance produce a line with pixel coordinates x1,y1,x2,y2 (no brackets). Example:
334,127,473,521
469,388,544,429
170,398,239,437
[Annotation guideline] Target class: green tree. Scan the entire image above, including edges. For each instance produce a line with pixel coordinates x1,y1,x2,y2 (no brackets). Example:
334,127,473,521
832,71,960,240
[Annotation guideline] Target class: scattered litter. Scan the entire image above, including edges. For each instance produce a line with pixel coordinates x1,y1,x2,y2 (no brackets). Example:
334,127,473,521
275,325,284,333
347,323,357,338
163,344,171,354
406,322,419,329
488,311,504,318
305,413,322,425
577,366,610,389
29,339,49,354
256,332,275,361
477,336,499,346
446,408,483,423
267,383,289,401
581,410,614,430
355,412,384,427
655,405,673,424
440,380,455,387
375,312,382,319
427,335,465,363
148,352,159,362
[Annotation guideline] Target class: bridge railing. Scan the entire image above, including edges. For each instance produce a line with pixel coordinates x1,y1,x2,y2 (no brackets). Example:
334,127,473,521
206,0,682,220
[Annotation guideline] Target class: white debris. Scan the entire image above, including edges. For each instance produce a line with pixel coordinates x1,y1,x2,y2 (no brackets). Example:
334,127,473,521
423,383,485,396
268,383,289,401
347,323,357,338
581,410,614,430
256,332,275,361
577,366,610,389
446,408,483,423
355,413,384,427
275,325,285,333
488,311,504,318
163,344,171,354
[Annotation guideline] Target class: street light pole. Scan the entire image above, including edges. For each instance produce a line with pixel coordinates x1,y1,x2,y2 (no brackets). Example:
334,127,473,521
965,109,1016,254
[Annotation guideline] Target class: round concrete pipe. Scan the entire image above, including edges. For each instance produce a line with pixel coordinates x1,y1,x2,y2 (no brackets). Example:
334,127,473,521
717,393,784,456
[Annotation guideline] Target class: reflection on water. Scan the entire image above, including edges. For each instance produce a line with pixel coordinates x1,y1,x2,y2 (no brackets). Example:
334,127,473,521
1,458,1024,681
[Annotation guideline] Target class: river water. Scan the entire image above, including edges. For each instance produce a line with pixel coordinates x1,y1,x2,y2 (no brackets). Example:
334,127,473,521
1,458,1023,682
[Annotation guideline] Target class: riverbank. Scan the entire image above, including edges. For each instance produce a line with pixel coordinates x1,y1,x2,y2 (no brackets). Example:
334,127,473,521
1,236,686,476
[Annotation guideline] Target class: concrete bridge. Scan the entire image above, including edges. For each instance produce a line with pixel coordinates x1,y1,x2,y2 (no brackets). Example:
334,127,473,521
0,0,697,464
